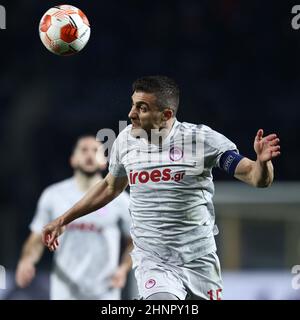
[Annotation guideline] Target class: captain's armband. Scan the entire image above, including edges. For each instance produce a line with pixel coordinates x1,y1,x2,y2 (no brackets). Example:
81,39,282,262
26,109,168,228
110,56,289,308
219,150,245,176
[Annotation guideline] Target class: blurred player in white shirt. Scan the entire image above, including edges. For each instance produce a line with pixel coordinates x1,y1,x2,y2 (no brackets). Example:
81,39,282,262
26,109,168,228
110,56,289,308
16,136,133,300
42,76,280,300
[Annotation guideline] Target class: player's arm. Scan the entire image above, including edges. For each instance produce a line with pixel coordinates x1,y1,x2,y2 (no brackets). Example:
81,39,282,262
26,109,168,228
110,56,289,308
15,232,45,288
111,237,133,289
234,129,280,187
42,173,128,250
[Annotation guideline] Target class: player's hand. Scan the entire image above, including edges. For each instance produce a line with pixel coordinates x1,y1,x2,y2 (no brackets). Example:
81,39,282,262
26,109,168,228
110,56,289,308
42,219,65,251
110,265,128,289
254,129,280,163
15,259,36,288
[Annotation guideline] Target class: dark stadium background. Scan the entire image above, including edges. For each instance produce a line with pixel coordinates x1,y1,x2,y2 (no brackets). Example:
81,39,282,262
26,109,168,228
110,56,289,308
0,0,299,299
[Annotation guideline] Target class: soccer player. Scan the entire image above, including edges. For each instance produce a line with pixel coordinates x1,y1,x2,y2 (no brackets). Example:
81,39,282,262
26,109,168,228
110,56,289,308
15,136,133,300
42,76,280,300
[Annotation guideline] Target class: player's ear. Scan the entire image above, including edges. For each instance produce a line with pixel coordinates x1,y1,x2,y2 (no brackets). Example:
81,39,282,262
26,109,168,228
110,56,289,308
70,155,76,169
162,108,173,121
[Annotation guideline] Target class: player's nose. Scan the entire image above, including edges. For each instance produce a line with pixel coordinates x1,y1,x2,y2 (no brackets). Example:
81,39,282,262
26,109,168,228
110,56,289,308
86,153,95,163
128,106,138,119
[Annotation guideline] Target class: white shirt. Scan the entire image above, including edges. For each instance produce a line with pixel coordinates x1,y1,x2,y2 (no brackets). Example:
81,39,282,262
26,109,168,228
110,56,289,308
30,177,131,297
109,120,237,265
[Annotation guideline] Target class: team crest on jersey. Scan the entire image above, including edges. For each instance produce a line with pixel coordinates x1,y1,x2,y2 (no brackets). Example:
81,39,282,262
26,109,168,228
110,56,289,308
145,278,156,289
169,146,183,161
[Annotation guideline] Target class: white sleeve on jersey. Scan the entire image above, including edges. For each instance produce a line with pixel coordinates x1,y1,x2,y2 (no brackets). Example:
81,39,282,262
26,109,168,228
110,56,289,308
201,125,238,169
109,134,127,177
29,188,53,233
116,192,131,237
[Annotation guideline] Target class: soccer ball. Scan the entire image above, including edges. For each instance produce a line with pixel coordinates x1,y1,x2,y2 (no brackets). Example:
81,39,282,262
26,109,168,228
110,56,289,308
39,4,90,56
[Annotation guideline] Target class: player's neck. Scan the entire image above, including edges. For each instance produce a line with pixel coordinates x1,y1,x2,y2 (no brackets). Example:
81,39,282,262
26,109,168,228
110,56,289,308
148,118,176,144
74,171,103,192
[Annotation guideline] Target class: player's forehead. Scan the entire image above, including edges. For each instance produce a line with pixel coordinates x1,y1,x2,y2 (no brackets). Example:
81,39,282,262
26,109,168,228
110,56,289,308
75,137,100,150
132,91,157,105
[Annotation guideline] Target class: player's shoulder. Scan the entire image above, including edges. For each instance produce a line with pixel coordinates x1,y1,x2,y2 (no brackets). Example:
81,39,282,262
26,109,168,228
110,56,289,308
177,122,228,147
41,177,74,197
117,124,132,140
113,124,138,153
179,121,214,134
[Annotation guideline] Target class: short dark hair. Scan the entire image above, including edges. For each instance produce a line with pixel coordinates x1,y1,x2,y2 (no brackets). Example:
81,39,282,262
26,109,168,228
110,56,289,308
71,134,96,154
132,75,180,116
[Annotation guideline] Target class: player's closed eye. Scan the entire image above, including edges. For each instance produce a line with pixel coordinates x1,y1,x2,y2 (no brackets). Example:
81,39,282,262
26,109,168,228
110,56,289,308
139,105,148,112
132,104,147,113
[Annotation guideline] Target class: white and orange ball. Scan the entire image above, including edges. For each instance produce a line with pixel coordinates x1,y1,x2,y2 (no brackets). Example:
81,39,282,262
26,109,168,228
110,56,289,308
39,4,90,56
